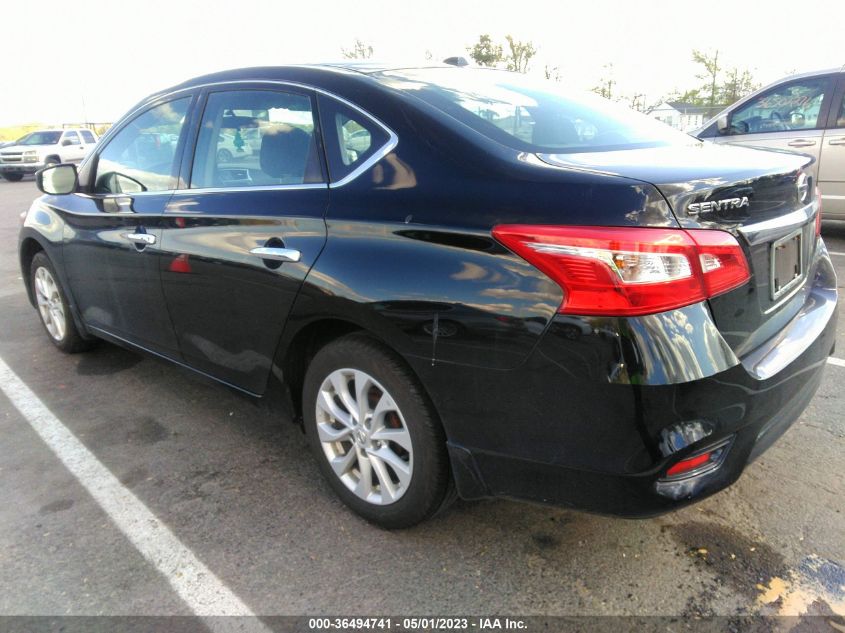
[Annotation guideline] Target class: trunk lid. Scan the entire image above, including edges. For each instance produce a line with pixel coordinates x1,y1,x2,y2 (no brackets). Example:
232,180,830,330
539,142,817,357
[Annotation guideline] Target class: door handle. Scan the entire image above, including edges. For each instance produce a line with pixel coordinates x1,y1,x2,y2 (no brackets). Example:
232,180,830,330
829,137,845,146
787,139,816,147
125,232,156,245
249,246,301,262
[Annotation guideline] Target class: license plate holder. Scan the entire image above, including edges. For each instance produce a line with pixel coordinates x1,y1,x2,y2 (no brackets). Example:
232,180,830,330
770,229,803,301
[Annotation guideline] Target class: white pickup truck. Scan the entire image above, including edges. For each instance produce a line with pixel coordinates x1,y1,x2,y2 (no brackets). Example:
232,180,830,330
0,128,98,181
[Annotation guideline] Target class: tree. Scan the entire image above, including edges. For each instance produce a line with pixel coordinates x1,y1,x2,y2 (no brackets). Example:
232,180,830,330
719,68,759,104
692,49,721,107
544,65,561,82
591,63,616,100
342,39,374,60
467,34,503,67
504,35,536,73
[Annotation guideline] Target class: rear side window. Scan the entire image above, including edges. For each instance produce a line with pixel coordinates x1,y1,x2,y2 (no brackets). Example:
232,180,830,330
728,76,832,134
95,98,190,194
317,95,390,183
190,89,324,189
80,130,96,143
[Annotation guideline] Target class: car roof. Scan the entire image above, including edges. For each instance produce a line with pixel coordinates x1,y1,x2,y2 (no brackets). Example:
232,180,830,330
166,62,459,91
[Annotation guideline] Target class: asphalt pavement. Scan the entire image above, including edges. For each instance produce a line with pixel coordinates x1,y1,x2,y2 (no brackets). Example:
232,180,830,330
0,177,843,626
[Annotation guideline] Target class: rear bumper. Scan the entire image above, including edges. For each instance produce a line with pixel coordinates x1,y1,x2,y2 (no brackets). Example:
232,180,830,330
420,241,838,517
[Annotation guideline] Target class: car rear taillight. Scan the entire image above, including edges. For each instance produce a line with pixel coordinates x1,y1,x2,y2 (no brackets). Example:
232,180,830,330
492,225,750,317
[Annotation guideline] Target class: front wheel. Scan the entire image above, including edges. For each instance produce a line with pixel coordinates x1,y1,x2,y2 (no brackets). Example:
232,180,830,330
303,334,454,528
30,252,93,353
2,173,24,182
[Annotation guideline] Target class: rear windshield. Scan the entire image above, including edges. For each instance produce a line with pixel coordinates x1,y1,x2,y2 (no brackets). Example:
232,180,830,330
376,68,692,154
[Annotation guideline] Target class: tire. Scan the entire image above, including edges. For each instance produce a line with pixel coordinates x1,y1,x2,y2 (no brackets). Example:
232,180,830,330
44,156,60,167
303,334,454,528
217,149,232,163
2,173,24,182
30,252,93,353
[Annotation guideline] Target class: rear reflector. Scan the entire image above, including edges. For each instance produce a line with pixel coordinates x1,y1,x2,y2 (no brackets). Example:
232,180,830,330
492,225,750,316
665,452,713,477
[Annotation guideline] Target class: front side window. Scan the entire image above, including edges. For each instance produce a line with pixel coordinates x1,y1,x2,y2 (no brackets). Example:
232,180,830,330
94,98,190,194
190,89,323,189
63,132,81,146
318,95,389,181
728,76,832,135
375,68,690,153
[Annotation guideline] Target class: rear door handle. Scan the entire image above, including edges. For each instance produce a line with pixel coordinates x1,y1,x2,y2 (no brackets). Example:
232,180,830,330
828,137,845,146
125,232,156,245
787,139,816,147
249,246,301,262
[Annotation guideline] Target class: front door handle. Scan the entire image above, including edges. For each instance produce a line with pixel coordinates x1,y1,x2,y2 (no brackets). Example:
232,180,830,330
125,232,156,245
249,246,301,262
787,139,816,147
828,137,845,146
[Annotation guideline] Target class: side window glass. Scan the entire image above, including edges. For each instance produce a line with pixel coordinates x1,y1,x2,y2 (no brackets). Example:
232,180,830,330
80,130,96,144
95,98,190,194
190,89,323,189
63,132,81,146
728,77,831,135
837,94,845,128
318,95,390,182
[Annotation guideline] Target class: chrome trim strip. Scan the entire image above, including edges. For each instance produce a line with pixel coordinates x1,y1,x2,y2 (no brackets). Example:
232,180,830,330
108,79,398,189
172,183,328,196
737,200,816,246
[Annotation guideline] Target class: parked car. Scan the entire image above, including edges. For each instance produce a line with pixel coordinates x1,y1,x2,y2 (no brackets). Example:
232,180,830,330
693,67,845,219
0,128,98,181
20,65,837,528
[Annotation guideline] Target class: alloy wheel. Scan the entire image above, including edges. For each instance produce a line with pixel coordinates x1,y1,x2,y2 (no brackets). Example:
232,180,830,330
34,267,66,342
315,368,413,505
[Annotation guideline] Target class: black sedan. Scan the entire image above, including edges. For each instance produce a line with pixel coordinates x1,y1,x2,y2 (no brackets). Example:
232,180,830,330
19,64,837,528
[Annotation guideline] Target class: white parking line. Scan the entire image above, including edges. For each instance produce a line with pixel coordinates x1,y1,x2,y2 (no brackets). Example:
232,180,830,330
829,357,845,368
0,356,272,631
829,251,845,257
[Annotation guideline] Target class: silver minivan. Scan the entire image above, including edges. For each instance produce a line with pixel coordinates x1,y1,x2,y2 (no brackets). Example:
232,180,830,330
694,67,845,219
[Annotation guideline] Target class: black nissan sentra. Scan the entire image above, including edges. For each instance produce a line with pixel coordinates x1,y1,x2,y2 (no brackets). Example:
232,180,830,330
19,64,837,528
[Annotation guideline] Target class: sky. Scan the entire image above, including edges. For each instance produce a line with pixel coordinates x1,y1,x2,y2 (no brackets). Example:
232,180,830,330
1,0,842,126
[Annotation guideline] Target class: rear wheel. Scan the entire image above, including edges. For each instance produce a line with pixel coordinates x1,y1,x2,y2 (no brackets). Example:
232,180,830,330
217,149,232,163
30,252,92,353
2,173,24,182
303,334,454,528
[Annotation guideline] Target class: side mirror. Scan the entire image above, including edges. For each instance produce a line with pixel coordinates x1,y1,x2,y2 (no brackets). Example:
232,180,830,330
36,164,78,195
61,139,73,146
716,115,730,134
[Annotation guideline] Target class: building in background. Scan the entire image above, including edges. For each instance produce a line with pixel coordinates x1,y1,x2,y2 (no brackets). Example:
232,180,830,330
648,102,723,132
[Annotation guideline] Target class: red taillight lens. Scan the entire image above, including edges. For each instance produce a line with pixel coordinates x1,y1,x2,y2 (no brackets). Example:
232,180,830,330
492,225,750,317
